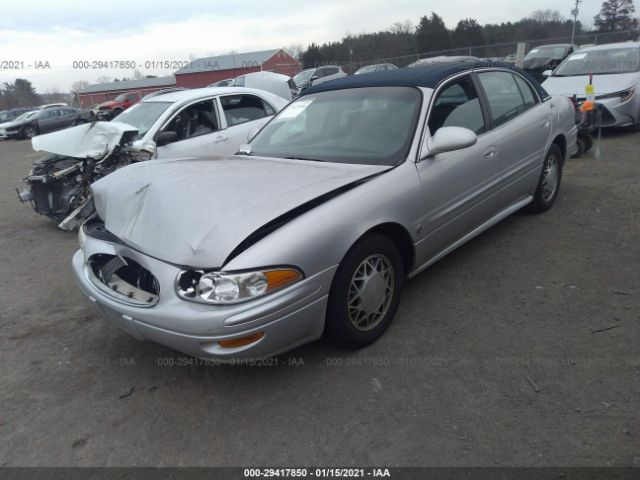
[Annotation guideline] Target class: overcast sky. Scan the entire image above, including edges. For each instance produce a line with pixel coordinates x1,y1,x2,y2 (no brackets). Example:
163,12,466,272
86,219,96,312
0,0,610,92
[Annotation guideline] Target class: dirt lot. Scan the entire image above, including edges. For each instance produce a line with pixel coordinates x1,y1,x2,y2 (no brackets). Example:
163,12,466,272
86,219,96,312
0,132,638,467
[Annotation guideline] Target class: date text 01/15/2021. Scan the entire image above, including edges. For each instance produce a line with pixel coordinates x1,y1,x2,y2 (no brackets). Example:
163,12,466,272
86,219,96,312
243,468,391,477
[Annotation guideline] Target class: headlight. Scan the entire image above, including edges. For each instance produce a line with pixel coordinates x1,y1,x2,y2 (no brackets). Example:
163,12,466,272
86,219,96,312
597,87,636,102
78,224,87,252
175,268,303,304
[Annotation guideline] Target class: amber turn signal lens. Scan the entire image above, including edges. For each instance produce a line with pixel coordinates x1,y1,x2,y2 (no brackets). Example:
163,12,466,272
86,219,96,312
265,269,301,290
218,331,265,348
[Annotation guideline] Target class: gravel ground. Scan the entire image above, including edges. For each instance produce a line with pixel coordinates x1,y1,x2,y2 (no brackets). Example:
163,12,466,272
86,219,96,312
0,132,638,467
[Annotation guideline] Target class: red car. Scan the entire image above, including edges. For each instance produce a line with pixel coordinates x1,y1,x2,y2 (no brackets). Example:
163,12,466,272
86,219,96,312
94,92,140,120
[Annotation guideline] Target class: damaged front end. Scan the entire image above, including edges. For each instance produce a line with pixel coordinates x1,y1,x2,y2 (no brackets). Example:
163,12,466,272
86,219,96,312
17,121,155,231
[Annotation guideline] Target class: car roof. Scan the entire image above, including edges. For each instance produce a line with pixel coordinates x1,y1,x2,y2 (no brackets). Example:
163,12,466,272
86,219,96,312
533,44,574,48
301,61,549,99
140,86,276,103
577,41,640,52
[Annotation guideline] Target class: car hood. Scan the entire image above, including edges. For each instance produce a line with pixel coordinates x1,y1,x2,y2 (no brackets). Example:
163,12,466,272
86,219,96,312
98,101,120,109
32,121,138,158
4,118,31,128
92,156,390,267
542,73,638,96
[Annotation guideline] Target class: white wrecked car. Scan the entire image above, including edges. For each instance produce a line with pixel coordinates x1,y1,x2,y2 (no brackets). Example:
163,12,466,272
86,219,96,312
17,87,288,230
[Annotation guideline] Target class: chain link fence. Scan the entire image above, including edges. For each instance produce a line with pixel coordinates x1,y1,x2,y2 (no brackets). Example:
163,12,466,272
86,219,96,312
317,29,640,74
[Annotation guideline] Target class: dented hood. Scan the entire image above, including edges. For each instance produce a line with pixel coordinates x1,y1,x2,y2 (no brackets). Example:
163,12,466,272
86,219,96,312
92,156,389,267
32,121,138,159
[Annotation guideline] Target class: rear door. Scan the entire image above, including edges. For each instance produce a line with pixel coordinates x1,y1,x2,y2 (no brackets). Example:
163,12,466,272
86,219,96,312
476,70,551,204
217,93,277,151
37,109,61,132
415,74,503,263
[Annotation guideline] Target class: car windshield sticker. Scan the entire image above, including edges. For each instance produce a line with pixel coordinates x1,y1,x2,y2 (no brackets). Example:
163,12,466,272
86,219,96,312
279,99,314,119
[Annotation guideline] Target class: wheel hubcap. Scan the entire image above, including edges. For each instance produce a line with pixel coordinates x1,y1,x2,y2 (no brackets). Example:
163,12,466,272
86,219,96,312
348,254,394,331
541,154,559,201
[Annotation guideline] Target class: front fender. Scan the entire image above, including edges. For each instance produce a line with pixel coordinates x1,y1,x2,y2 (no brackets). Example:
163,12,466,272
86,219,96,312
223,161,423,278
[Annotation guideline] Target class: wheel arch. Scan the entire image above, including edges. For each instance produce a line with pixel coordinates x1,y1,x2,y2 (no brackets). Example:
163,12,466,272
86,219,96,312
359,222,415,275
551,134,566,162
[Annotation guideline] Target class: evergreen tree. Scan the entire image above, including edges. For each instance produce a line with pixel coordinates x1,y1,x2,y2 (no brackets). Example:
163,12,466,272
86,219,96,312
594,0,637,31
416,12,451,53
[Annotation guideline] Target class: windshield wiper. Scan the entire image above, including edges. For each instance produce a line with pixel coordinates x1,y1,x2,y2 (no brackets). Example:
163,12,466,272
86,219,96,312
285,156,325,162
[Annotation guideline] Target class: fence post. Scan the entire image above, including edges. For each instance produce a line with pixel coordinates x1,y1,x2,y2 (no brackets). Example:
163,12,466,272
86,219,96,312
515,43,526,68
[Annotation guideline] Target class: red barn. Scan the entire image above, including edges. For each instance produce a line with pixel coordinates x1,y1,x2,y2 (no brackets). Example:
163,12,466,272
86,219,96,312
175,49,301,88
77,76,176,108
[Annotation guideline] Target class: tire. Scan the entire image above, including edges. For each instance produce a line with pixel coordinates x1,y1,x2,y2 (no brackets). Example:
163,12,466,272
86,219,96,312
526,143,563,214
22,125,37,139
74,118,86,125
325,233,404,349
582,133,594,152
572,137,585,158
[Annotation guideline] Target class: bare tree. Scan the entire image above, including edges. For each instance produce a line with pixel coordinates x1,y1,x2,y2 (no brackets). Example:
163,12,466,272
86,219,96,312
96,76,113,84
530,9,564,23
70,80,90,93
283,43,304,61
389,20,414,35
131,69,145,80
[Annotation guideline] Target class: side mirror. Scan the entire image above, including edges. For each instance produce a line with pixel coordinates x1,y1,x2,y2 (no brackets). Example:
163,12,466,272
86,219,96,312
310,75,319,84
156,131,178,146
129,141,157,161
238,144,251,155
542,70,553,78
422,126,477,159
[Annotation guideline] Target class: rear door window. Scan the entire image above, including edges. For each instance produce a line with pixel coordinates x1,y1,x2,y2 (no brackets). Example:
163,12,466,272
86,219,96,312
477,71,527,128
220,94,275,127
513,74,537,110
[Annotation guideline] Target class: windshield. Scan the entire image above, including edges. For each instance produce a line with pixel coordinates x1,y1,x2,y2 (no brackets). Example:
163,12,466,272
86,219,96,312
553,47,640,76
114,94,128,102
293,69,314,85
525,46,568,60
249,87,421,166
114,101,171,138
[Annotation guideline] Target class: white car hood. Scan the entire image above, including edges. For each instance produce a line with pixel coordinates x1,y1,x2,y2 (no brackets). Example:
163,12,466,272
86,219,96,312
542,73,638,96
92,156,389,267
32,121,138,158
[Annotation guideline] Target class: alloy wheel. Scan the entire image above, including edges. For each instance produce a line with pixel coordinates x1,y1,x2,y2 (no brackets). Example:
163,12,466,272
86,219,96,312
540,153,559,202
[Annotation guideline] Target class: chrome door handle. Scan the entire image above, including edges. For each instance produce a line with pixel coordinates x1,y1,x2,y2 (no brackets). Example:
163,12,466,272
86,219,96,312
214,136,228,143
483,148,497,160
540,120,550,128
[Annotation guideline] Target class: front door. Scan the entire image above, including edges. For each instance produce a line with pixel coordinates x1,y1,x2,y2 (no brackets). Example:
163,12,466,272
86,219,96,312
415,75,503,264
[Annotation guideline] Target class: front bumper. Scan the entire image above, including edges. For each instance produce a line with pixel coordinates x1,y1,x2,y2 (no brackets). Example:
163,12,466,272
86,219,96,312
72,236,335,359
574,95,639,128
3,129,21,139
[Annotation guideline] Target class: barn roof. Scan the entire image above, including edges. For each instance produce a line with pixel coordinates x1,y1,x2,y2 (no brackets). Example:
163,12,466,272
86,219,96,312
79,75,176,94
175,49,281,75
301,61,549,99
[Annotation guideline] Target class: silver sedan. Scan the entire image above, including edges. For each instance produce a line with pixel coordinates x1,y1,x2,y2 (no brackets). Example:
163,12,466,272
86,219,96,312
72,64,578,359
